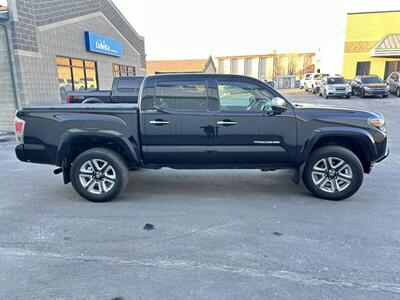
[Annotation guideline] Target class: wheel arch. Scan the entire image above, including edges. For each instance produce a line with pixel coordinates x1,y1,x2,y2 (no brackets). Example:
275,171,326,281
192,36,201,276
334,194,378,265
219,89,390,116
299,128,377,173
56,130,141,170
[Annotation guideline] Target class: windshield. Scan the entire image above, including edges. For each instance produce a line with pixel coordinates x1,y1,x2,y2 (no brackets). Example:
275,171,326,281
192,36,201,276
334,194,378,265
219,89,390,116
327,77,346,84
361,76,383,84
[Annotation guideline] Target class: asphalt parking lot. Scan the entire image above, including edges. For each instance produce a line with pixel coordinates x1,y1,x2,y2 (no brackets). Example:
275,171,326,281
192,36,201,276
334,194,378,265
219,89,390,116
0,91,399,299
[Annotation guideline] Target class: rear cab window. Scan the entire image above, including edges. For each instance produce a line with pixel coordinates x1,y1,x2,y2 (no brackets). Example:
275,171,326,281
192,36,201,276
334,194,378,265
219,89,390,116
116,78,143,93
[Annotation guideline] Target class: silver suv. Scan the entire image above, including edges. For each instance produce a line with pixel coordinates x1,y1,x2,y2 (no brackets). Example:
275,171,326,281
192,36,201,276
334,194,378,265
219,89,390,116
386,72,400,97
319,76,352,99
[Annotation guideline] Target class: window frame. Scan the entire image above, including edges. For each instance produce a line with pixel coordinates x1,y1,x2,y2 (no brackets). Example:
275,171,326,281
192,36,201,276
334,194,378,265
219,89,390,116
56,56,99,91
356,61,371,76
112,63,136,78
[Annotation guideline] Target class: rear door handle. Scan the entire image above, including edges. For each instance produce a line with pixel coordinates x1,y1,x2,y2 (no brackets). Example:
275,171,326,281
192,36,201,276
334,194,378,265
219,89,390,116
217,120,237,126
150,120,170,126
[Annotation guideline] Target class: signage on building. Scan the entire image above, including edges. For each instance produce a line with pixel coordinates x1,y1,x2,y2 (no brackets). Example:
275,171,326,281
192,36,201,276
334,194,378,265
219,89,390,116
84,31,123,57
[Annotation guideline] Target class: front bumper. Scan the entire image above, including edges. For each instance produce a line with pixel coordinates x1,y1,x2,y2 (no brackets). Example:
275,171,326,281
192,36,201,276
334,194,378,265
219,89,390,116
326,90,352,96
364,90,389,96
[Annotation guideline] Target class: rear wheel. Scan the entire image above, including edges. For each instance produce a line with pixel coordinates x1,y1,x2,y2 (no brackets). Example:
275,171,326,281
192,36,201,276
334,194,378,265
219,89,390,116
70,148,129,202
303,146,363,200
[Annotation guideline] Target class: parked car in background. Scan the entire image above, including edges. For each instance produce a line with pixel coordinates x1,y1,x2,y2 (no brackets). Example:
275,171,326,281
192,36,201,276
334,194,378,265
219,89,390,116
264,80,276,89
305,73,329,93
67,76,145,104
386,72,400,97
319,76,352,99
300,73,312,89
350,75,390,98
15,74,388,202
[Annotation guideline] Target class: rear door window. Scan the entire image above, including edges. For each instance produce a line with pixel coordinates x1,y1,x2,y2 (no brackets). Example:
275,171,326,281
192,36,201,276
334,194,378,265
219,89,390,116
154,80,208,111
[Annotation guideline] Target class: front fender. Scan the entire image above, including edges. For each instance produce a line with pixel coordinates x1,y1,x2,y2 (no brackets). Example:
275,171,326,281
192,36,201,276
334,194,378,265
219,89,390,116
56,129,140,166
298,126,377,164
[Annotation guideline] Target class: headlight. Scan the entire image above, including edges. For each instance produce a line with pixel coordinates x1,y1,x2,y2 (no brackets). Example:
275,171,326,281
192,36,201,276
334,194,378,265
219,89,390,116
385,85,390,91
326,86,334,91
368,117,386,131
346,85,351,92
364,86,372,91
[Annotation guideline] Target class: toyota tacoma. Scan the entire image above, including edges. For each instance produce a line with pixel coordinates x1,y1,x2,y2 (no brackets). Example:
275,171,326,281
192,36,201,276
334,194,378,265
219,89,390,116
15,74,388,202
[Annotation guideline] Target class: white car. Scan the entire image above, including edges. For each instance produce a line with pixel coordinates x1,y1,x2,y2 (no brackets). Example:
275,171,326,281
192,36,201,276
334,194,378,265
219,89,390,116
319,76,352,99
306,73,329,93
300,73,312,89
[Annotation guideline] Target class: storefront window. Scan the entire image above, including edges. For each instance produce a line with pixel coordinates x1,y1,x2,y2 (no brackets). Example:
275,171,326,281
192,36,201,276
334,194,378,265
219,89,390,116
56,56,98,102
356,61,371,76
57,66,73,101
384,61,400,80
112,64,136,77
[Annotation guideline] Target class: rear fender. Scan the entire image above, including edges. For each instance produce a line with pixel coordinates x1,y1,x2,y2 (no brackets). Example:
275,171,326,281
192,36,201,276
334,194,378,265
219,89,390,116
56,129,140,166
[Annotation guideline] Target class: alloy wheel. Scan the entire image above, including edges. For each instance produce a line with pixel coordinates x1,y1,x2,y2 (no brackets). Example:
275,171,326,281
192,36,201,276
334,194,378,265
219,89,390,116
311,157,353,193
78,159,116,194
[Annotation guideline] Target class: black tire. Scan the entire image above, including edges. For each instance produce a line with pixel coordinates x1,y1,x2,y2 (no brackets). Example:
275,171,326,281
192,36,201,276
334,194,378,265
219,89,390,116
345,95,350,99
303,146,364,201
382,95,388,98
311,86,315,94
360,89,366,98
397,88,400,97
70,148,129,202
324,91,329,99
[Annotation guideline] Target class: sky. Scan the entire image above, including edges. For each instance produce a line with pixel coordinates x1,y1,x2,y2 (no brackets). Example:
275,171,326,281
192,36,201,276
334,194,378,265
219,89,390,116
113,0,400,74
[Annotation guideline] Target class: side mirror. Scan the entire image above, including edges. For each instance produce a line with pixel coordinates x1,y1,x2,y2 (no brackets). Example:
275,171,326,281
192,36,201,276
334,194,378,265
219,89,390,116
271,97,287,114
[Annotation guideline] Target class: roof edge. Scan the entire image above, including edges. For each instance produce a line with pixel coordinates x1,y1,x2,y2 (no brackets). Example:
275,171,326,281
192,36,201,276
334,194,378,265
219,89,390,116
107,0,144,41
348,10,400,15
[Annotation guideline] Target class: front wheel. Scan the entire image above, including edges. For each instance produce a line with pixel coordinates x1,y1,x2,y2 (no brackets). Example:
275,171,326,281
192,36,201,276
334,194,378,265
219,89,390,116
397,88,400,97
303,146,364,200
70,148,129,202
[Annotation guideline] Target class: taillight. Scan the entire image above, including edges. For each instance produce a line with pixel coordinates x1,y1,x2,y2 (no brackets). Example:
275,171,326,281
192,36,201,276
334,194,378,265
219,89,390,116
66,95,71,104
14,116,25,144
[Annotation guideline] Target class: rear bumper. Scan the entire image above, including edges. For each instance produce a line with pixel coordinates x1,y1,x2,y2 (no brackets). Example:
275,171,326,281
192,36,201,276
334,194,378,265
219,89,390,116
15,144,27,162
15,144,56,165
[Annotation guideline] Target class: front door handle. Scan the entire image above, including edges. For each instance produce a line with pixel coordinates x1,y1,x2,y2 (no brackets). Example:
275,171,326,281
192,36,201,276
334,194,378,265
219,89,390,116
217,120,237,126
149,120,170,126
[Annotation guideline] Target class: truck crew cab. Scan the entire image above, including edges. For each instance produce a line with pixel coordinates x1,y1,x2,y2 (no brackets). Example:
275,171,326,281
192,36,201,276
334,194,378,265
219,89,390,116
15,74,388,202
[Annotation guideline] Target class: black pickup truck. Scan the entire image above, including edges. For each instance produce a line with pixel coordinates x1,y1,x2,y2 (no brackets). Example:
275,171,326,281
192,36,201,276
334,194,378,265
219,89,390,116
67,76,144,104
15,74,388,202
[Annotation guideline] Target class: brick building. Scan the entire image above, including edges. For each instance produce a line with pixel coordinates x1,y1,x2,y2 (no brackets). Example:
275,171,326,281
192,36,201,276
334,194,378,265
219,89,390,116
0,0,146,130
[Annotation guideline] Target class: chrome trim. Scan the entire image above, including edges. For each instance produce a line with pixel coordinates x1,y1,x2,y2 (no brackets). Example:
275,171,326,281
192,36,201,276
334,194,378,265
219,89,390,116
149,120,170,125
217,121,237,125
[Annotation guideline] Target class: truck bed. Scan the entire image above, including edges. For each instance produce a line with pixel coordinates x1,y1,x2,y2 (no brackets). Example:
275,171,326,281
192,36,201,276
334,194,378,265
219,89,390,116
16,104,139,166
